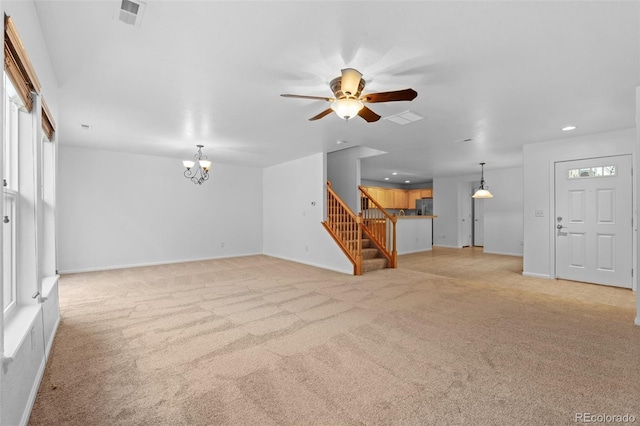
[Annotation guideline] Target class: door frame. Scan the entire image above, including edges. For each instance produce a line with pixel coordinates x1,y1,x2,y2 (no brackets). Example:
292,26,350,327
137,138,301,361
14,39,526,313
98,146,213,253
551,154,637,291
458,182,473,247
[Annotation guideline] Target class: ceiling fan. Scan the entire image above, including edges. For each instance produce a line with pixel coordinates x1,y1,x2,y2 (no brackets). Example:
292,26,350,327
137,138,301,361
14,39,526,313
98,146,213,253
281,68,418,122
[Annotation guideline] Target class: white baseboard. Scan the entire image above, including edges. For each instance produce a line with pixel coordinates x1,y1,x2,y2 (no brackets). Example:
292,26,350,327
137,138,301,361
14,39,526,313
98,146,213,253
635,316,640,326
263,253,353,275
432,244,461,249
522,271,552,279
398,248,433,255
483,250,523,257
58,252,264,274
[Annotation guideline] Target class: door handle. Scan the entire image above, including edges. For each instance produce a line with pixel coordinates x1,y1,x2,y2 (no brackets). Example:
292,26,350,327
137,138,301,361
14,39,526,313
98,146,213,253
556,224,567,230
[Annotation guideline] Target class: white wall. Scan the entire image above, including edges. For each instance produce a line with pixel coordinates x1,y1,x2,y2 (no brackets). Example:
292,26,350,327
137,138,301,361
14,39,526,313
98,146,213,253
263,153,352,274
483,167,524,256
327,148,361,213
57,145,263,273
522,128,636,279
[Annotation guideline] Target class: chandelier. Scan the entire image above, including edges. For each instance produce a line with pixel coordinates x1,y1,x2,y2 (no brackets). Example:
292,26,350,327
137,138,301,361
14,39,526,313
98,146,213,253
182,145,212,185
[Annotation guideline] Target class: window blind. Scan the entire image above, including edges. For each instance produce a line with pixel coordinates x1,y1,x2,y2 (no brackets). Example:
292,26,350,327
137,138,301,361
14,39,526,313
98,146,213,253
4,14,41,112
41,97,55,141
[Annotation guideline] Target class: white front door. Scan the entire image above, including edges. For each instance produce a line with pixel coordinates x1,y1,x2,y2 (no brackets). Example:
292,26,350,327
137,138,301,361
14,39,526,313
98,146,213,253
555,155,632,288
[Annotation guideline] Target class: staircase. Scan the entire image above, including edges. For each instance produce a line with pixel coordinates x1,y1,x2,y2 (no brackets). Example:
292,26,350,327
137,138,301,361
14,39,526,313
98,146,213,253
361,236,388,272
322,181,396,275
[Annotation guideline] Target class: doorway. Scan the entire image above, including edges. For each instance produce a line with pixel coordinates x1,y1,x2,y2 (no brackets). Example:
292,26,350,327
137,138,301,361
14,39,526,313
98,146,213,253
554,155,632,288
473,198,485,246
459,183,472,247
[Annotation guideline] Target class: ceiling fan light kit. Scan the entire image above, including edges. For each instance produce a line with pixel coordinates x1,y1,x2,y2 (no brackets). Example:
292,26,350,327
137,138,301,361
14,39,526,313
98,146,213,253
281,68,417,123
331,98,364,120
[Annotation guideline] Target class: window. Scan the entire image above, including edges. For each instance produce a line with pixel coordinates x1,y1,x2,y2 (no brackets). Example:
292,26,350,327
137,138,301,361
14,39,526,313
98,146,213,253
3,73,20,318
567,165,617,179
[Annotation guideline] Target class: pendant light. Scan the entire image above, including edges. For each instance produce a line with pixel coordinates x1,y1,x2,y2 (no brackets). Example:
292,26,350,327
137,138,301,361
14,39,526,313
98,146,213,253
472,162,493,198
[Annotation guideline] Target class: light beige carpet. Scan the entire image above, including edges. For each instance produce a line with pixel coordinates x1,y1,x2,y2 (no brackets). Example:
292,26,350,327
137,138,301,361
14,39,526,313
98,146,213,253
29,250,640,425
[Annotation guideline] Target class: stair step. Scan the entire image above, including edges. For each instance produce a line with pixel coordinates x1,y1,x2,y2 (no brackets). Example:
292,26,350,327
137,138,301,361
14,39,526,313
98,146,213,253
362,257,388,273
362,248,379,259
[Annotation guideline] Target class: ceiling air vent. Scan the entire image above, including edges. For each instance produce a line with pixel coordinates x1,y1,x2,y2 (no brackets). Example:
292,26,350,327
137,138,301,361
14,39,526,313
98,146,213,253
117,0,146,27
383,110,424,125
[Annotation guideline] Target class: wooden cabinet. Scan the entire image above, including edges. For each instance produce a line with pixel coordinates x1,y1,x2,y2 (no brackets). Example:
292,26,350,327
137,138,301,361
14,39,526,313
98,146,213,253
420,188,433,198
393,190,409,209
408,190,421,207
362,185,432,209
379,188,393,208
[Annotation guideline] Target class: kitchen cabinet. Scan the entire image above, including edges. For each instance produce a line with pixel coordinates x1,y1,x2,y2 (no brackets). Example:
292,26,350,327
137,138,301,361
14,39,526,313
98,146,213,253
393,190,409,209
408,190,421,207
379,188,393,208
362,186,432,209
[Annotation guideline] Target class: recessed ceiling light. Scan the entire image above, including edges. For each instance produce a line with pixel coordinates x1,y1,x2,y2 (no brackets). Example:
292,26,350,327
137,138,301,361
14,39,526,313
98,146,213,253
562,126,576,131
391,172,398,176
336,139,347,145
405,180,411,183
384,177,390,181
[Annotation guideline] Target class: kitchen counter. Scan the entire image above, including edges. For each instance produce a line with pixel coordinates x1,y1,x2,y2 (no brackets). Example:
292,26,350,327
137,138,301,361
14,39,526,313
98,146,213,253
396,216,434,254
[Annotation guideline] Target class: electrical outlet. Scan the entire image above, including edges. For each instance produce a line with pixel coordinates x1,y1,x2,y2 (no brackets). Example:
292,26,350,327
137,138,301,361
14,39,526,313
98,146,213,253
535,209,544,217
305,245,309,252
221,242,225,248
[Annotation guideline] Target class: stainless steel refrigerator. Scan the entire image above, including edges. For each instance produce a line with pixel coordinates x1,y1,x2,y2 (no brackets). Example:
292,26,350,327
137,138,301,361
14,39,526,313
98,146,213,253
415,198,433,215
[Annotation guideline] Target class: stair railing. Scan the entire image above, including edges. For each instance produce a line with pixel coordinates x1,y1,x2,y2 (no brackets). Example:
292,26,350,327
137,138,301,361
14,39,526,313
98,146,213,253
322,181,363,275
358,186,397,268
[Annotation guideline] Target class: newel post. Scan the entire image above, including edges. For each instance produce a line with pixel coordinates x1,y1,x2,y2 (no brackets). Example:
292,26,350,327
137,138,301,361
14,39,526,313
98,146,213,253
355,213,363,275
391,214,398,268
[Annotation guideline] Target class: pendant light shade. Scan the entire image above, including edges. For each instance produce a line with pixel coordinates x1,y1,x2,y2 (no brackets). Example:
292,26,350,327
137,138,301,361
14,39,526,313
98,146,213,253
472,162,493,199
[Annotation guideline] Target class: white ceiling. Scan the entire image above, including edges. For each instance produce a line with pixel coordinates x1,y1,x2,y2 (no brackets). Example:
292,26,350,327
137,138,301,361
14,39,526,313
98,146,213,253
31,1,639,184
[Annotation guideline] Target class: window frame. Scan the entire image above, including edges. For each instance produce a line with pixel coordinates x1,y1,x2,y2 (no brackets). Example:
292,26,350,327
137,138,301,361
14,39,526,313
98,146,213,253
2,74,21,319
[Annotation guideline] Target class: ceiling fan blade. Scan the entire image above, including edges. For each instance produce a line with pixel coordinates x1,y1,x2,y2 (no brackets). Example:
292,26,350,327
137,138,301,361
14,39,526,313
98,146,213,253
281,94,333,102
358,106,381,122
340,68,363,97
309,108,334,121
361,88,418,103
